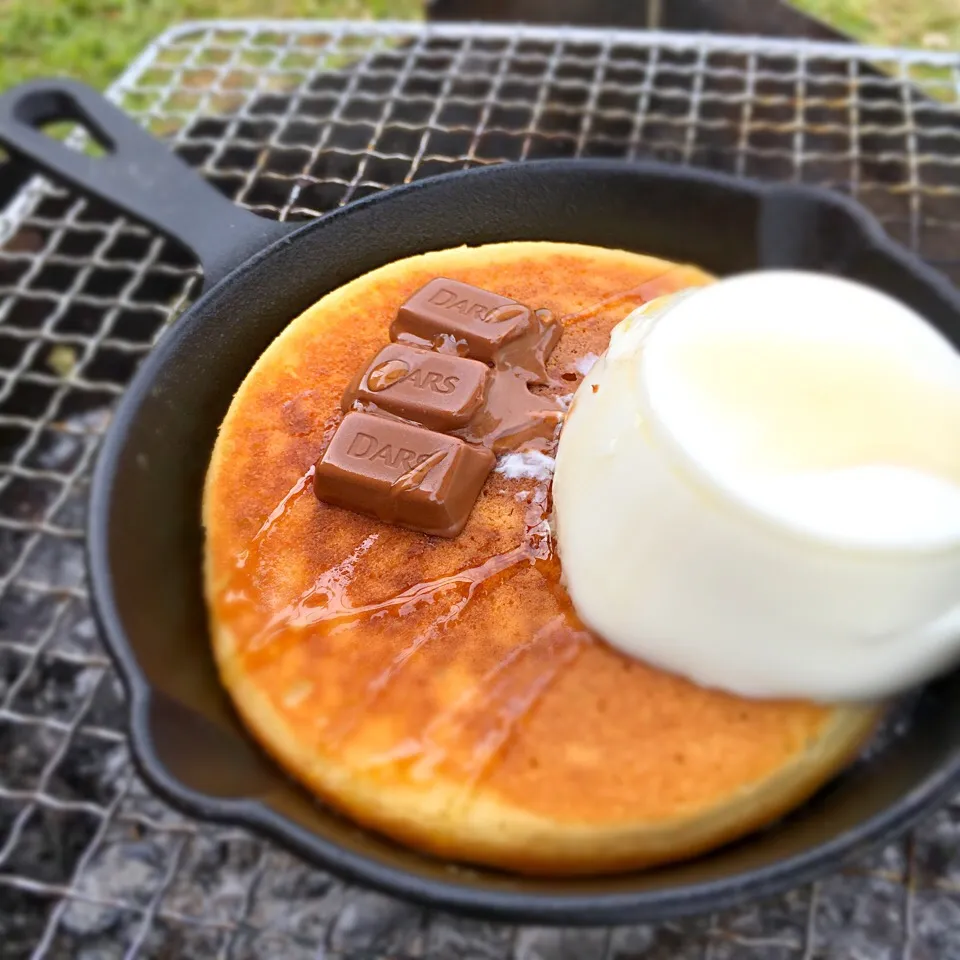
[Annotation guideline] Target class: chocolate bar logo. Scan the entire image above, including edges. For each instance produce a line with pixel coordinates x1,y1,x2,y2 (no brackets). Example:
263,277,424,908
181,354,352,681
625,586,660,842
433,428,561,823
346,432,438,473
400,368,460,394
428,287,527,325
368,359,460,395
428,287,490,321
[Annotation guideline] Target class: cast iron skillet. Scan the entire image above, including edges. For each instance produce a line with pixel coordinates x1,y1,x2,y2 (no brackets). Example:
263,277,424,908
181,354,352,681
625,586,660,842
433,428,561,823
2,78,960,925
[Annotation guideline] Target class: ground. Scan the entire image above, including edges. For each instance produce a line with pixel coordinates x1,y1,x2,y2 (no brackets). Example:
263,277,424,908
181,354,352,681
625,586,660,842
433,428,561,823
0,0,958,92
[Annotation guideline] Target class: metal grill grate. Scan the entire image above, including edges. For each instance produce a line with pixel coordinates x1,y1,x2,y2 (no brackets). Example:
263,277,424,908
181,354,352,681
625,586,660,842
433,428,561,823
1,20,960,960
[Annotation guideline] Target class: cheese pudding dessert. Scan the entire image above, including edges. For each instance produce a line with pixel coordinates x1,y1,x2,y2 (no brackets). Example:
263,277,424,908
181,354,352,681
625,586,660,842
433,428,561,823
203,243,879,876
555,272,960,704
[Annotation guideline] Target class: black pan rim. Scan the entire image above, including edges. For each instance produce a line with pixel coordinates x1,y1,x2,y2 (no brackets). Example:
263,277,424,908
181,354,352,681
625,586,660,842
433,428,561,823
86,158,960,924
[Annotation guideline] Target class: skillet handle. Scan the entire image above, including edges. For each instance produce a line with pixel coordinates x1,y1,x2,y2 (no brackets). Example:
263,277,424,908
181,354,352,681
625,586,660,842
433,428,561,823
0,78,297,291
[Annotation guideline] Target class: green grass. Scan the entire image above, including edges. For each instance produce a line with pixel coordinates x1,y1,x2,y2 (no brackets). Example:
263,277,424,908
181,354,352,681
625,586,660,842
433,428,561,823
0,0,423,91
793,0,960,50
0,0,956,93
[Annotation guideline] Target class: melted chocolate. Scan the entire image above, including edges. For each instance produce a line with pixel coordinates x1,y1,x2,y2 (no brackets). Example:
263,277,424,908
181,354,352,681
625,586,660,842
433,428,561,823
391,278,533,362
318,279,566,534
313,411,495,538
342,343,490,431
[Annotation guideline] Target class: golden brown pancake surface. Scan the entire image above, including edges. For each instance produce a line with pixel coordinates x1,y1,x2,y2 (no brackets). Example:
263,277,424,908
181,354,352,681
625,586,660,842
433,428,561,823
204,242,877,875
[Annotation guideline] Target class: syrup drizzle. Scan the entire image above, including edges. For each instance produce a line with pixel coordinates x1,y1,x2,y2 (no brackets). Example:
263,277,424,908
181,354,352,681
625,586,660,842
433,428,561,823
239,465,315,568
223,441,573,791
246,533,381,653
558,266,703,328
230,415,341,582
320,544,538,745
219,274,713,791
224,464,317,614
361,614,590,794
281,390,318,436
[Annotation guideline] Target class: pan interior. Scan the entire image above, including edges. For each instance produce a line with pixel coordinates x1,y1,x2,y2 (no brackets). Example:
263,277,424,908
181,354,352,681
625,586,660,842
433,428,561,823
90,161,960,915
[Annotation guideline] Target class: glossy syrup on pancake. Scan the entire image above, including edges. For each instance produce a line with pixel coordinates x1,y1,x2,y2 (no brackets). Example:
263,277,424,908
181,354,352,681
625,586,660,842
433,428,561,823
204,244,879,876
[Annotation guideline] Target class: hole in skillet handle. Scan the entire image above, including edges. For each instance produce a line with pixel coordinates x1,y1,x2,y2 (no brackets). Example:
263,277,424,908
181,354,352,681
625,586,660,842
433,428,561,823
38,122,108,159
0,78,296,291
12,85,114,157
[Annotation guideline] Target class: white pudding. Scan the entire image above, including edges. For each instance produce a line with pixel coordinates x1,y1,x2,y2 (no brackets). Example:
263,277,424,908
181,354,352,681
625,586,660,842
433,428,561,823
552,270,960,701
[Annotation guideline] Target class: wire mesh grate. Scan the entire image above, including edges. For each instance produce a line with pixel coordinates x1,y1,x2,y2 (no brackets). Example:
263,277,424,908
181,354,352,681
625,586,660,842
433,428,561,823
1,19,960,960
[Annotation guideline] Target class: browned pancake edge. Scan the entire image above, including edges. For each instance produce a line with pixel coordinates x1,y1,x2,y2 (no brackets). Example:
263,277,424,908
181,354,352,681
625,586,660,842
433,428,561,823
203,241,879,876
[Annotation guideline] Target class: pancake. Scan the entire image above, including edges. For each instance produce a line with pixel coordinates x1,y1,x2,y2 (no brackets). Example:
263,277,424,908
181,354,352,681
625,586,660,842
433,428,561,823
203,242,879,876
